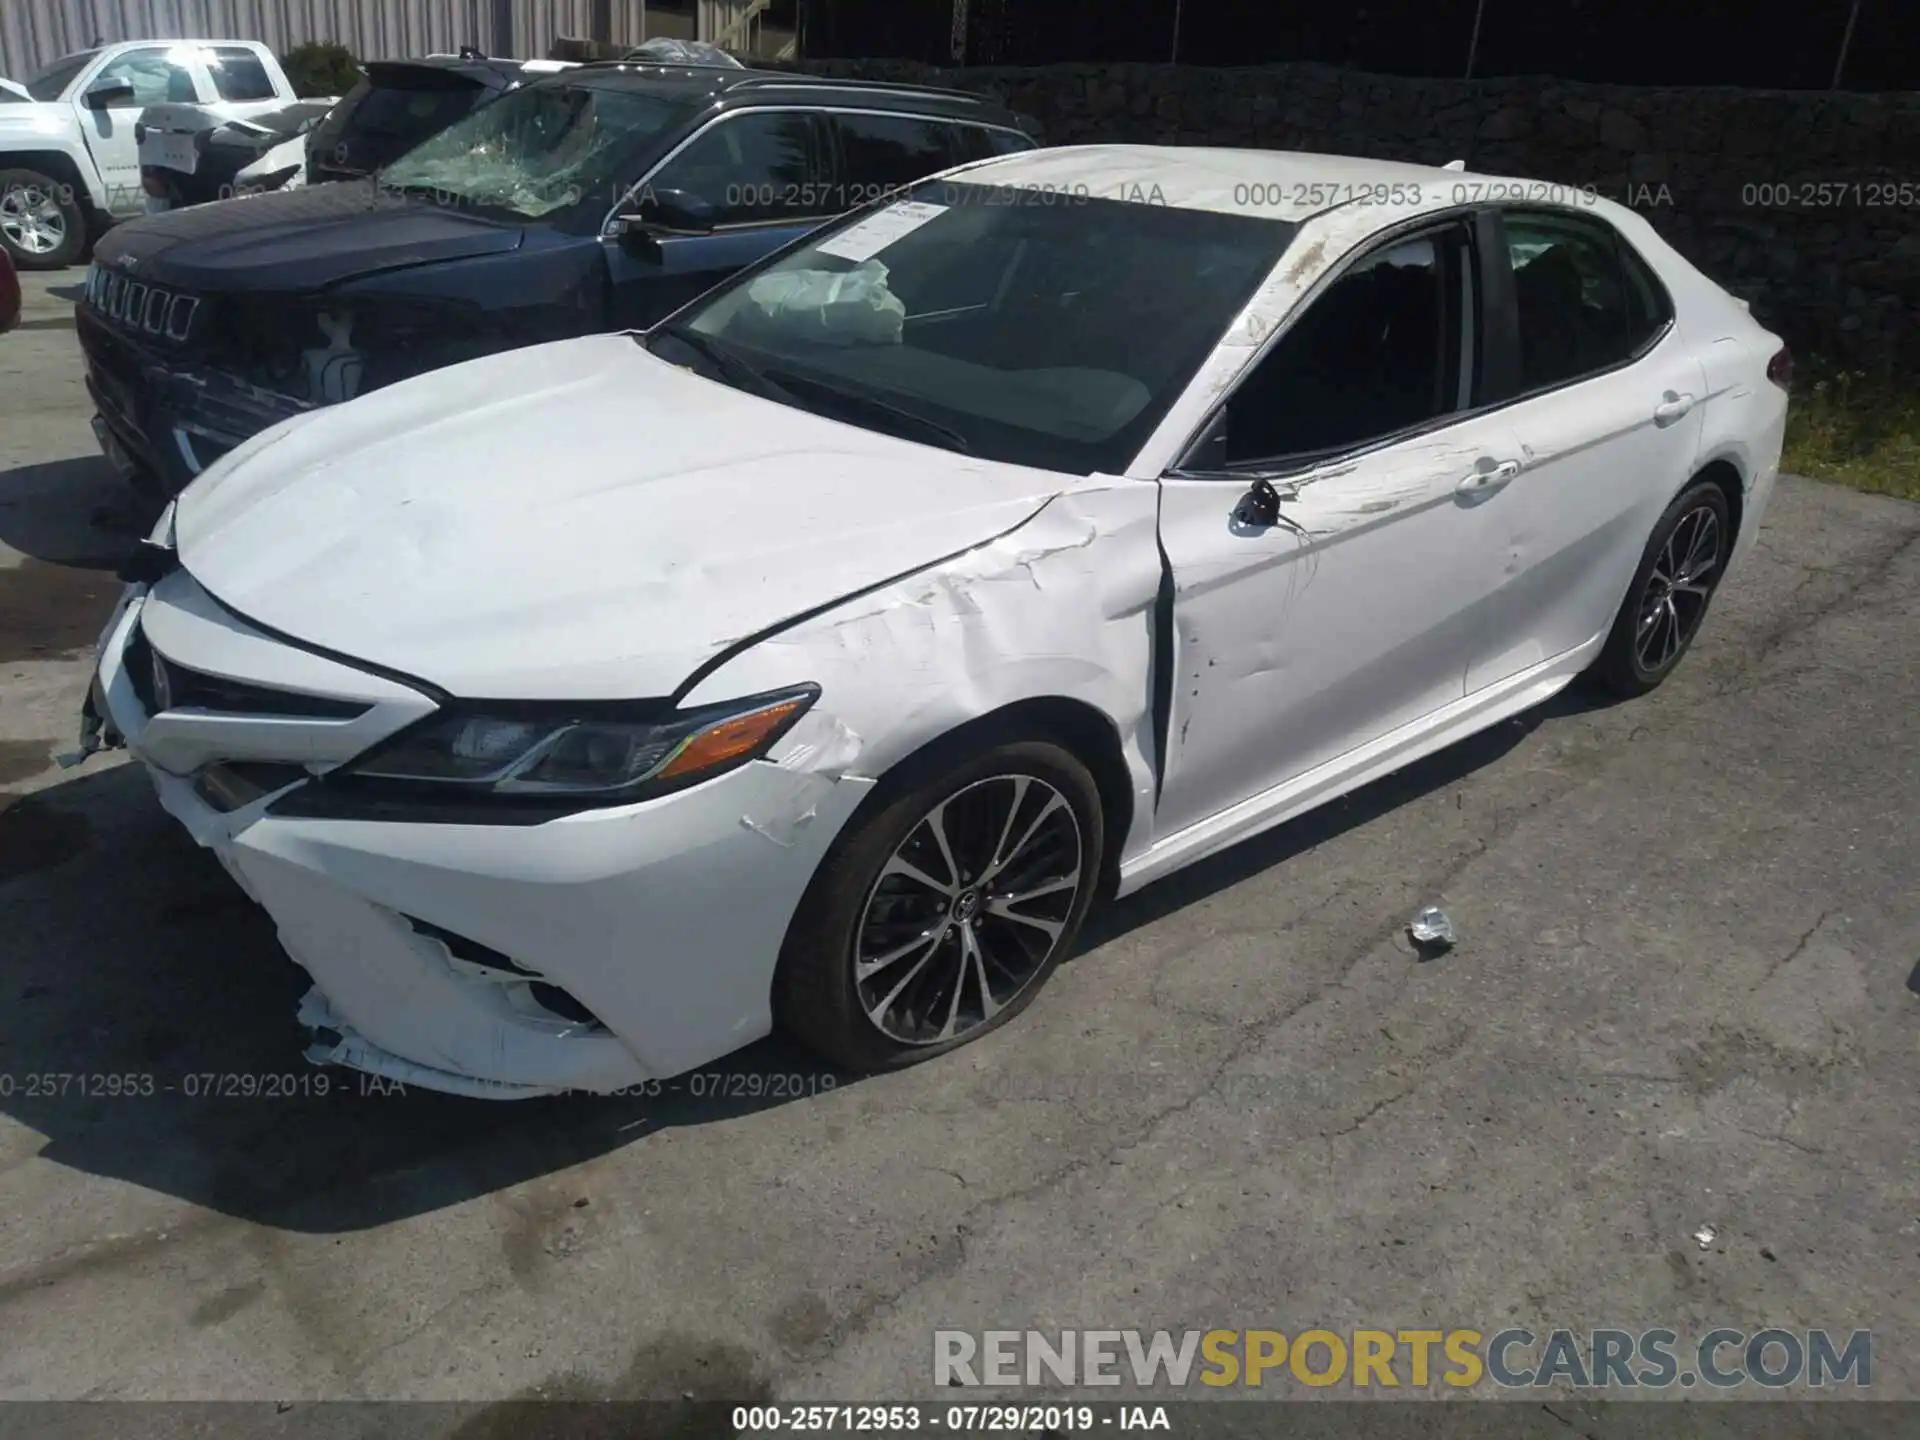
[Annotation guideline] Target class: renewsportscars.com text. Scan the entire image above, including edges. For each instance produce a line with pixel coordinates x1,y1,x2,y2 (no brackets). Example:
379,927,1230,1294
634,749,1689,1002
934,1327,1872,1390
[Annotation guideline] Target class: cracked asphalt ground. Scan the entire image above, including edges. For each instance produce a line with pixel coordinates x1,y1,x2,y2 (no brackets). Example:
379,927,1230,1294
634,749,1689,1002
0,269,1916,1410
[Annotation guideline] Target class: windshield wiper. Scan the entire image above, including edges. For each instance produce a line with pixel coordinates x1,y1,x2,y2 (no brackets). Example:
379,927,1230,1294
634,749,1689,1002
758,368,974,456
377,179,455,201
649,325,798,406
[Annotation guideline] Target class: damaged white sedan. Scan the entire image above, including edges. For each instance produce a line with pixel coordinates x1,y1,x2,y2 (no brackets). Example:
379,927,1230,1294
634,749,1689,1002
82,145,1790,1097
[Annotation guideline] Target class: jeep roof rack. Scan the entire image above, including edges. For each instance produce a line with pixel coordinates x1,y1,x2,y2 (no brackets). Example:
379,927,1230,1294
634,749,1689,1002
568,62,995,107
727,75,988,103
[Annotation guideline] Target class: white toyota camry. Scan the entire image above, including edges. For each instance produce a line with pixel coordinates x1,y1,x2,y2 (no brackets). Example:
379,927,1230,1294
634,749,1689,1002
82,145,1790,1097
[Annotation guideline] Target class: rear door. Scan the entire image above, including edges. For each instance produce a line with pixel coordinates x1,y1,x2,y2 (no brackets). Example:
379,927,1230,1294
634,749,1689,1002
605,109,835,331
1461,208,1707,692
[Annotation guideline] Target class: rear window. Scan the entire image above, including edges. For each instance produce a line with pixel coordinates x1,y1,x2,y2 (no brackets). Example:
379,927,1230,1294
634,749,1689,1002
206,46,276,102
349,78,487,142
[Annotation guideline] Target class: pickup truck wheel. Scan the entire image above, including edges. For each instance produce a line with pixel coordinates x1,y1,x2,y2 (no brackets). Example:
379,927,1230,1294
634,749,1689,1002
0,169,87,269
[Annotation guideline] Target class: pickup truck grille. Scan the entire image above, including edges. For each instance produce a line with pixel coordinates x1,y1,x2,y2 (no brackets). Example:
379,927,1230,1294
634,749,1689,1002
84,263,200,344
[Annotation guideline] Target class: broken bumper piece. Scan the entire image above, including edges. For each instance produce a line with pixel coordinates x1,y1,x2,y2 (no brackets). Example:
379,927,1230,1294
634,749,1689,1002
298,990,564,1100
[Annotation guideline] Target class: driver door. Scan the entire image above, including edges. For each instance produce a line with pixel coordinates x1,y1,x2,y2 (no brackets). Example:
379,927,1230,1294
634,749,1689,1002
79,47,211,216
1153,218,1523,839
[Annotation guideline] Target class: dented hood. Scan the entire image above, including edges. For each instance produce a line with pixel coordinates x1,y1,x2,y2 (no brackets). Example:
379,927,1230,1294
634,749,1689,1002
175,335,1066,699
91,182,524,292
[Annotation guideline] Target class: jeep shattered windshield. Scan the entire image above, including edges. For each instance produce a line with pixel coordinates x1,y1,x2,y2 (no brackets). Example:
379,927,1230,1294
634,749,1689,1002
378,79,687,220
651,181,1296,476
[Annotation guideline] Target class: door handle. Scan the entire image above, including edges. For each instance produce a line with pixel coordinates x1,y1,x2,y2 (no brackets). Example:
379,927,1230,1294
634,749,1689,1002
1456,458,1521,496
1653,391,1697,426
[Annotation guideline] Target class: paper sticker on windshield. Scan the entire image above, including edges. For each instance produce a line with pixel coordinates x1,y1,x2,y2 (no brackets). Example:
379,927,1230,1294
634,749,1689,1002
814,201,948,263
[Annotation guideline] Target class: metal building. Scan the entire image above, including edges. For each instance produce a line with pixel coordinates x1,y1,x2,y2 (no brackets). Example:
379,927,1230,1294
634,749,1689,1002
0,1,788,84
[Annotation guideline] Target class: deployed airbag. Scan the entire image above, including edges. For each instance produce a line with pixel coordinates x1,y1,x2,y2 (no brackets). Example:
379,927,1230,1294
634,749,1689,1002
741,260,906,347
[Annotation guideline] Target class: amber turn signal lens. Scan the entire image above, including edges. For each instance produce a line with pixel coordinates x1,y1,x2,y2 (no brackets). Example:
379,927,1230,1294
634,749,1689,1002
656,696,812,779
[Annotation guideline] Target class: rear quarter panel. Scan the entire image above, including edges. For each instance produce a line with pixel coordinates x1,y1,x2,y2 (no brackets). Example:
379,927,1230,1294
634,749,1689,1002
1612,204,1788,563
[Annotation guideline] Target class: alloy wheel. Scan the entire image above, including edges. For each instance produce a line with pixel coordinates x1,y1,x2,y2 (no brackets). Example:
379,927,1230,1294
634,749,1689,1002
853,774,1084,1046
0,183,66,256
1634,504,1720,672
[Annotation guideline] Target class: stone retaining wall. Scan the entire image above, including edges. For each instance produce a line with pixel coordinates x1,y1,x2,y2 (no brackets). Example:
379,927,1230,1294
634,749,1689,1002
789,59,1920,369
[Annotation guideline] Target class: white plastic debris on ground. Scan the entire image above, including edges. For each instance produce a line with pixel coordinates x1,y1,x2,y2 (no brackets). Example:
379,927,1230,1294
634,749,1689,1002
742,260,906,346
1408,905,1456,950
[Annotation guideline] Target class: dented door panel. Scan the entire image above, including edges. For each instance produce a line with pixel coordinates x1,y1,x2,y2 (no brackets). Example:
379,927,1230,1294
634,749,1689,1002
1464,344,1709,694
1153,415,1522,840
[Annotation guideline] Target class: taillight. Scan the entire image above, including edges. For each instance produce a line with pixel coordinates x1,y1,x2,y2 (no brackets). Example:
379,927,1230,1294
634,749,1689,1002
1766,345,1793,391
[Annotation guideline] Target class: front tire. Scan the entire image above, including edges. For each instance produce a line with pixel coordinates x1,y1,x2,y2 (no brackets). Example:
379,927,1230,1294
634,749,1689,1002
0,168,88,269
1590,479,1732,697
776,738,1104,1073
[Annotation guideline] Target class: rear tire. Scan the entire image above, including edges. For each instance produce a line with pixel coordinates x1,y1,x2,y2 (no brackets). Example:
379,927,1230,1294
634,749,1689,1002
0,168,88,269
1589,479,1732,697
776,737,1104,1073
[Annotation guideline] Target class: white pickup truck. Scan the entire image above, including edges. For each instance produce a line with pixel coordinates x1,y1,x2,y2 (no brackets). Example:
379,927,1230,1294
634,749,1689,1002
0,39,298,268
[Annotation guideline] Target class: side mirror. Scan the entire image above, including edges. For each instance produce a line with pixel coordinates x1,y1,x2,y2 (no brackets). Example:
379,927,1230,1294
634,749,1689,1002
83,76,138,109
619,186,717,237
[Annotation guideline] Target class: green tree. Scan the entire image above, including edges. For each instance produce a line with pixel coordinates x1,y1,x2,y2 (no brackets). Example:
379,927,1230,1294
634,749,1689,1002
281,41,361,99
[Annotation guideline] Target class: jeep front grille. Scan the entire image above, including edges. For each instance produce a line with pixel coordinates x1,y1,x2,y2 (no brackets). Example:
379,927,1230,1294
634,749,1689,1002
86,263,200,343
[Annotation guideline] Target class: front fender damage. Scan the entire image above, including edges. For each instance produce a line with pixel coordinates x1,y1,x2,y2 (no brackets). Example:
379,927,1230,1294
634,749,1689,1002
701,484,1166,863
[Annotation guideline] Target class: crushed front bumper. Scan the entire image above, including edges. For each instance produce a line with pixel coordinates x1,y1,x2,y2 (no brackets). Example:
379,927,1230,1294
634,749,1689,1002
79,307,312,497
91,569,875,1098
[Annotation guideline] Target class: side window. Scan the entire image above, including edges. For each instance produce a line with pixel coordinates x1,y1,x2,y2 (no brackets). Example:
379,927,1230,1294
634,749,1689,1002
652,112,825,226
206,47,276,103
1504,211,1670,392
947,124,1034,163
832,112,958,193
1219,224,1473,465
94,48,200,106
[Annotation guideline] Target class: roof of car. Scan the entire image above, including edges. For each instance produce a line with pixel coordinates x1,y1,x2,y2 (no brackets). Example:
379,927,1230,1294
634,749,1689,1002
955,144,1512,223
565,61,1028,122
364,54,560,87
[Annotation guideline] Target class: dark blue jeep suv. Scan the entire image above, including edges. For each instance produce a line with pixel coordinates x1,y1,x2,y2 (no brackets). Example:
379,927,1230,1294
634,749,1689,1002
78,63,1037,497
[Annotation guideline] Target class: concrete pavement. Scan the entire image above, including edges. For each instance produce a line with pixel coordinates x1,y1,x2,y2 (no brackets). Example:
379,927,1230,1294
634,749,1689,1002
0,270,1915,1408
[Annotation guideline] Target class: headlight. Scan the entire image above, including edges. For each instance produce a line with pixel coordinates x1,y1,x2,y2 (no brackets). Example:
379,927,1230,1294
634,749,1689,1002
341,685,819,802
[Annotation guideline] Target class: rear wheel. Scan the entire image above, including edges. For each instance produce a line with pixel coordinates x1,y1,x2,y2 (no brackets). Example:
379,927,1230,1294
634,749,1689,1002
776,738,1104,1072
0,168,87,269
1589,479,1732,697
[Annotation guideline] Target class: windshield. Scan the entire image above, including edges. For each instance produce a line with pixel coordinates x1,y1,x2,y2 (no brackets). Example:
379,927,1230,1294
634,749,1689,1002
378,79,687,220
25,51,96,101
651,181,1295,475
